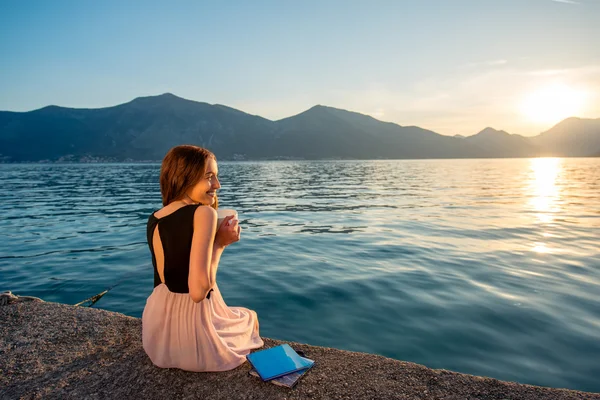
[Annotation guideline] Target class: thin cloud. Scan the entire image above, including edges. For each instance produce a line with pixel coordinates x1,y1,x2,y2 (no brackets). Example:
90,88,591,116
529,69,569,77
462,59,508,68
551,0,580,4
529,65,600,77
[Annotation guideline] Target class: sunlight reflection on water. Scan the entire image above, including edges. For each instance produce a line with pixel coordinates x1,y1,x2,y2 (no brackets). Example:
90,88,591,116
1,158,599,392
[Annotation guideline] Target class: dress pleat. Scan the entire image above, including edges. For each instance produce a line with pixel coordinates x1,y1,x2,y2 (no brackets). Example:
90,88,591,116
142,282,264,372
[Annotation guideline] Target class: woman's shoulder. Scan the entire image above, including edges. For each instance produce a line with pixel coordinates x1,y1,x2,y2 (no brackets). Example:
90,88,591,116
193,205,218,220
191,206,218,234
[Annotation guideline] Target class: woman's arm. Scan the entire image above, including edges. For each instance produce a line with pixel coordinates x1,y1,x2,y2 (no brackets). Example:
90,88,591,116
188,206,218,303
210,244,224,286
208,217,238,284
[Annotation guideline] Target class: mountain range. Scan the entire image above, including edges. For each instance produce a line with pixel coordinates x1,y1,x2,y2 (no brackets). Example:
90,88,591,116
0,93,599,162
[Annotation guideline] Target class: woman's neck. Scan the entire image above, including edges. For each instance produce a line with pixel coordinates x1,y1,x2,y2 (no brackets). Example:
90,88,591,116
181,194,198,205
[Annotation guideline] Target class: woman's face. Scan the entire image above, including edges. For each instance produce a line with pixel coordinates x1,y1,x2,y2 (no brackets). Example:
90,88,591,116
186,157,220,205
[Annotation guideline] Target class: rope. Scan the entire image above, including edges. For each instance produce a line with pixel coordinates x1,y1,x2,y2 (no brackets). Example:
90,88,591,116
74,269,141,307
1,269,142,307
0,291,44,306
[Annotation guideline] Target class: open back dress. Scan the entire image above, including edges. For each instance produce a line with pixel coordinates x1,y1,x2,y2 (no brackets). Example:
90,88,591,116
141,204,264,372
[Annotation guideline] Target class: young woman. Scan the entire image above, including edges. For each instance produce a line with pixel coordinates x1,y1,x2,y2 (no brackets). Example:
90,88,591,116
142,145,264,372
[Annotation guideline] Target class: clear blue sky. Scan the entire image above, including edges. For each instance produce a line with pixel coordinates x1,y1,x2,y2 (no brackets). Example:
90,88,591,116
1,0,598,136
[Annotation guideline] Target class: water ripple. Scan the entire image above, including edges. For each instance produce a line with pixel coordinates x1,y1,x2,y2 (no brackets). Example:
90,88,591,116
1,158,599,392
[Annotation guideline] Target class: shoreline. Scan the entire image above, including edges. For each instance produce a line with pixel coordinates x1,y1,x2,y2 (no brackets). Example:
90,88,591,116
1,301,598,400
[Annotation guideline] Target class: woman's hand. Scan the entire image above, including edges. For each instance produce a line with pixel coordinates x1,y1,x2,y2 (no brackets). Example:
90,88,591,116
214,215,241,248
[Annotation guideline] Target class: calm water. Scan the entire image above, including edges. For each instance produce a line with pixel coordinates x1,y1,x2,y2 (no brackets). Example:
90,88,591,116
1,159,599,393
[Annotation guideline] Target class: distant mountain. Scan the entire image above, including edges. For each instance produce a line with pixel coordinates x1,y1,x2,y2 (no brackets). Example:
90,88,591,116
0,93,598,161
273,105,484,159
0,93,276,161
464,127,539,158
529,117,600,157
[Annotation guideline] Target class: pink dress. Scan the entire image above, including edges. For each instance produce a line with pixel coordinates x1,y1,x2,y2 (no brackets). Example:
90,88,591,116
141,205,263,371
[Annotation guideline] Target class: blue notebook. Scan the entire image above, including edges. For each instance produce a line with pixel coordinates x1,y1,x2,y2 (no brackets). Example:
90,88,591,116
247,344,315,381
249,357,313,388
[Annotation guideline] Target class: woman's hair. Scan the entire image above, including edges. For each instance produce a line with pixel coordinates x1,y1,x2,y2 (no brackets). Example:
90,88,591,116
159,145,218,209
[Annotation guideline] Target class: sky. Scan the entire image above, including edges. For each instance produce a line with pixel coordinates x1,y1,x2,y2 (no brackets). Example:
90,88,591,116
1,0,599,137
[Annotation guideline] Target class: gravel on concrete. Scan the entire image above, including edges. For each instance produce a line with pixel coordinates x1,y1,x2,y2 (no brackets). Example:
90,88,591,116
1,301,598,400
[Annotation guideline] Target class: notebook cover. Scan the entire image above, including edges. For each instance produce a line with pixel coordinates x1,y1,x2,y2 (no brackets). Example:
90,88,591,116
249,358,313,388
246,344,315,381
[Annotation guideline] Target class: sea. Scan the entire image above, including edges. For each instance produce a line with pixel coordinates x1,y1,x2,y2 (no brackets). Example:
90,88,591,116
1,158,599,393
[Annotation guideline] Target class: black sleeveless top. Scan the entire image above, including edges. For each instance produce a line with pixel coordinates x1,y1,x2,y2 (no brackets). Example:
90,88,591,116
147,204,213,298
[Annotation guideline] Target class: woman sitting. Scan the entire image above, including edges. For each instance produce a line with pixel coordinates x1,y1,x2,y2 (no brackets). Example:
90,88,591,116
142,145,264,371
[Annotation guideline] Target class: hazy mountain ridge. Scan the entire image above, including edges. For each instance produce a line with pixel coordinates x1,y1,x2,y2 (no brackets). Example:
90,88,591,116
529,117,600,157
0,93,598,161
464,127,540,158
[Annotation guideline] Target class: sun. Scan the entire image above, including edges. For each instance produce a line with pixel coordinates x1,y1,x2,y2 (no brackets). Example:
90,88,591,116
520,83,587,125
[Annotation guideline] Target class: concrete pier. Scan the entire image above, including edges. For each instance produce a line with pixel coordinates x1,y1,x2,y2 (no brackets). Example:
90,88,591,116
1,302,598,399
